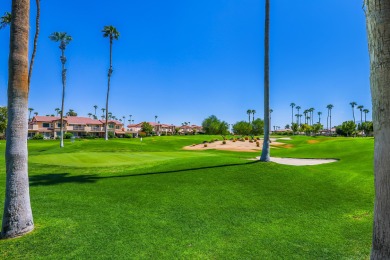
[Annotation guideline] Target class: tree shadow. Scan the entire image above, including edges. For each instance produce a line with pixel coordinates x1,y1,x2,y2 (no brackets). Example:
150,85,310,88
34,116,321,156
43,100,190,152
29,161,260,186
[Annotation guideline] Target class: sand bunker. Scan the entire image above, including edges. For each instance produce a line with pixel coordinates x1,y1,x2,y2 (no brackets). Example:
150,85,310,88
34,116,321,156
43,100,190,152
252,157,338,166
184,140,285,152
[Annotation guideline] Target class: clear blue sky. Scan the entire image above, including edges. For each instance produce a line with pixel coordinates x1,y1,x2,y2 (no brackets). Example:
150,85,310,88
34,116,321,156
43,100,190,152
0,0,371,127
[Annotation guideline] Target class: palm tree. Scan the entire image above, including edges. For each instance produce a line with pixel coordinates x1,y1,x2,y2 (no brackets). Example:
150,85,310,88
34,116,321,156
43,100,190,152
2,0,34,239
0,12,11,29
28,0,40,89
363,109,369,122
28,108,34,121
357,105,364,124
364,2,390,257
34,112,38,116
296,106,301,124
101,108,105,118
318,111,322,124
260,0,270,162
88,113,92,118
295,114,299,124
246,109,252,123
309,108,315,125
251,110,256,122
155,115,158,123
326,104,334,135
93,105,98,117
102,25,120,141
290,103,295,126
49,32,72,148
55,108,60,116
108,112,112,120
129,114,132,123
303,110,308,124
350,101,357,123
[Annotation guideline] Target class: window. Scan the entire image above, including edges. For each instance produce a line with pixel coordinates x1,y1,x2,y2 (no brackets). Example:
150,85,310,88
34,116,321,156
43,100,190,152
109,124,114,129
57,123,63,127
43,123,50,128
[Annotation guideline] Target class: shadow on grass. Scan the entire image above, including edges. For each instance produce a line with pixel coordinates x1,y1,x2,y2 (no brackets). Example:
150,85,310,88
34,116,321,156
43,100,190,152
29,161,261,186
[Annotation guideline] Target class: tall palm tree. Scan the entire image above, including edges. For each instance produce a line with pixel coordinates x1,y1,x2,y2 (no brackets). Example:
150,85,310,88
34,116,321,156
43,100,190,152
295,113,299,124
290,103,295,126
102,25,120,141
303,110,308,124
309,108,315,125
2,0,34,239
129,114,132,123
317,111,322,124
357,105,364,124
246,109,252,123
0,12,11,29
101,108,105,118
93,105,98,117
251,110,256,122
88,113,92,118
363,108,369,123
108,112,112,120
350,101,357,123
28,0,40,89
155,115,158,123
28,108,34,121
49,32,72,148
34,111,38,116
327,104,334,134
364,1,390,257
55,107,60,116
296,106,301,124
260,0,270,162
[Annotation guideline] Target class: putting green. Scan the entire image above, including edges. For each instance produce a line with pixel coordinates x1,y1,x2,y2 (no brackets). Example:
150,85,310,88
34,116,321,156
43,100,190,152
29,151,214,167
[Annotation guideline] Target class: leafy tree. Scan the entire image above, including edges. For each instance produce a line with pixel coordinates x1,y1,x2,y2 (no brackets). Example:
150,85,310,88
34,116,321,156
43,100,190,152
141,122,153,135
233,121,252,135
300,124,312,136
66,109,77,116
2,0,34,238
340,120,356,137
102,25,120,141
0,106,7,134
252,118,264,135
291,123,299,134
312,123,322,135
50,32,72,148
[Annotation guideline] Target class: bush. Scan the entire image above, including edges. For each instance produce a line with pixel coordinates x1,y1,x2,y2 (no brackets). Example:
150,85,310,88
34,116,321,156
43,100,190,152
124,133,132,138
204,144,208,147
32,134,44,140
222,140,226,145
64,132,74,139
138,132,146,138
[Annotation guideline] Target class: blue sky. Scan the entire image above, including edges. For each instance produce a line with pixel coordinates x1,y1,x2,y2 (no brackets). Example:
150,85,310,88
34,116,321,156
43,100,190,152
0,0,371,127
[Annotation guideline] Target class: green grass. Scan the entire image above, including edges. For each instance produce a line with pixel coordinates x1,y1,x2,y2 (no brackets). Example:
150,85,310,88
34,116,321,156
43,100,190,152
0,135,373,259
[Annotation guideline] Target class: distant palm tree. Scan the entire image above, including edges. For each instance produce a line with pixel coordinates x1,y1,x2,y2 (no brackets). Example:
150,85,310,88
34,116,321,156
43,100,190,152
290,103,295,126
55,108,60,116
260,0,270,162
357,105,364,124
155,115,158,123
28,108,34,121
93,105,98,116
28,0,41,89
102,25,120,141
303,110,308,124
295,113,299,124
0,12,11,29
49,32,72,148
88,113,92,118
34,112,38,116
101,108,105,118
108,112,113,120
363,108,370,122
350,101,357,123
317,111,322,124
251,110,256,122
247,109,252,123
129,114,132,123
327,104,334,134
309,108,315,125
296,106,301,124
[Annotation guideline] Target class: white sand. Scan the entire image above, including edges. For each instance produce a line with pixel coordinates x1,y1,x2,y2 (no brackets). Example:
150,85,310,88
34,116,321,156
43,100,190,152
252,157,338,166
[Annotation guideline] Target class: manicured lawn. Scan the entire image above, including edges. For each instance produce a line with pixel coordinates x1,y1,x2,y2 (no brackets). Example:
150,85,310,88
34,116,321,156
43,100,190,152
0,135,373,259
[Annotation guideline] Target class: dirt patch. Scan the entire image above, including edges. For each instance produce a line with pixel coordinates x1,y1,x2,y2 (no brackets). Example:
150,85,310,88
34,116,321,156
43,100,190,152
307,140,319,144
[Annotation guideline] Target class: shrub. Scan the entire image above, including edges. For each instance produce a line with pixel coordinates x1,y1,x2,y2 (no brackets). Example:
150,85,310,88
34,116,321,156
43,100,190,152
108,131,116,139
64,132,74,139
256,141,260,147
245,136,249,140
32,134,44,140
222,140,226,145
204,144,208,147
203,141,208,144
139,132,147,138
124,133,132,138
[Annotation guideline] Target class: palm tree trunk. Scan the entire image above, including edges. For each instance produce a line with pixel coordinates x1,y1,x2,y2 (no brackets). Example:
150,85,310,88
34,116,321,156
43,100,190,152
2,0,34,239
365,1,390,258
352,107,355,123
260,0,270,162
27,0,40,89
105,37,113,141
60,48,66,148
329,110,332,135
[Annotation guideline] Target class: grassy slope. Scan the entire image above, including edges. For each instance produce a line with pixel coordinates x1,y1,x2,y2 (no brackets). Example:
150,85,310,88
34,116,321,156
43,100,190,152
0,135,373,259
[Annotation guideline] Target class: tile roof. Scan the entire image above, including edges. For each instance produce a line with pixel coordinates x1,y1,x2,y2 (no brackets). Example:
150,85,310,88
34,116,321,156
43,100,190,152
32,116,59,122
63,116,103,125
